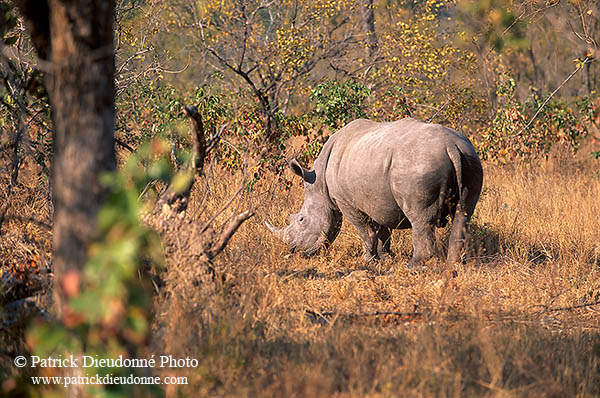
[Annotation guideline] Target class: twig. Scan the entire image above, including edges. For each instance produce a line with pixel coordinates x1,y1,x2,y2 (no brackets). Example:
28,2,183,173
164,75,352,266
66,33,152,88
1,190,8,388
427,98,451,123
115,137,135,152
158,64,189,74
546,300,600,313
0,214,52,230
206,123,228,154
483,2,560,60
116,48,151,75
305,309,424,325
523,57,591,131
200,147,249,232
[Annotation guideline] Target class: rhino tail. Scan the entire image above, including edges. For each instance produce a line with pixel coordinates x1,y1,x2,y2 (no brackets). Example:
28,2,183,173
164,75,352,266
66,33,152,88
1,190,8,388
446,144,465,212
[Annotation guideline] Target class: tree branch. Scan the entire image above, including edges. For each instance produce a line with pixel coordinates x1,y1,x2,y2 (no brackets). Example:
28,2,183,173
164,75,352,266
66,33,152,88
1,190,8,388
524,57,591,130
209,209,254,258
115,137,135,152
12,0,51,60
155,105,206,214
0,48,30,188
184,105,206,175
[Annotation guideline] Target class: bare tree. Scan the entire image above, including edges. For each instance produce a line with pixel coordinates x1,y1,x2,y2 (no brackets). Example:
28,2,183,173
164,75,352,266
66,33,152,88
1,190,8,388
172,0,361,138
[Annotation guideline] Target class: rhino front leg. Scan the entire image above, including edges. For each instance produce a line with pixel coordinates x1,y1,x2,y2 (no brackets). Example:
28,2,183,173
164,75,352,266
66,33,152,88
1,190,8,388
339,204,379,261
408,222,435,269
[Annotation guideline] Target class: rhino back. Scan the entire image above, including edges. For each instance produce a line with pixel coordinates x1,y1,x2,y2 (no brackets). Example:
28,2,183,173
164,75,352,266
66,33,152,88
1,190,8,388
323,118,476,228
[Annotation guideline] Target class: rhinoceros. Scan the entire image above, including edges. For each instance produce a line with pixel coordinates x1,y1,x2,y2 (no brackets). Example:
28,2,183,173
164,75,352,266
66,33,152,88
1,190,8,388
266,118,483,269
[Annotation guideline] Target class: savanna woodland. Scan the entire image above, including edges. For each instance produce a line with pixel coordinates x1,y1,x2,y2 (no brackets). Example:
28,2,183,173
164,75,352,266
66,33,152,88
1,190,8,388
1,0,599,396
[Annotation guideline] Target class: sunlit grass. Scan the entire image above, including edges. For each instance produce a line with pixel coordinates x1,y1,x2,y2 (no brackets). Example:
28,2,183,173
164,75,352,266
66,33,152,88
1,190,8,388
2,155,599,397
154,155,600,397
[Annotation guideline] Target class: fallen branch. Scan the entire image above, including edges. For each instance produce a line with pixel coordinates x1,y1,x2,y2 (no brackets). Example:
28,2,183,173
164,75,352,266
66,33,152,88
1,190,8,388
0,296,51,329
201,150,248,232
150,102,253,279
206,123,228,155
305,309,424,325
209,209,254,258
546,300,600,313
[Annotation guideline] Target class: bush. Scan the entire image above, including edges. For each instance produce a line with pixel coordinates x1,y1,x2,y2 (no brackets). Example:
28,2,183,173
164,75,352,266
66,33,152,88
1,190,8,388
310,80,370,129
475,76,594,161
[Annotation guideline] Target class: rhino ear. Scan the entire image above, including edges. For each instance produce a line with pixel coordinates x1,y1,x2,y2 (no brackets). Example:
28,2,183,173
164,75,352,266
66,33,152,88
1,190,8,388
289,158,316,184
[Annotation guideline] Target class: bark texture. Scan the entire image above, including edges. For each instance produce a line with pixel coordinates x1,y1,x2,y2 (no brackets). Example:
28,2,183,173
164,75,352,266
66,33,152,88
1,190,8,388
360,0,378,59
14,0,116,315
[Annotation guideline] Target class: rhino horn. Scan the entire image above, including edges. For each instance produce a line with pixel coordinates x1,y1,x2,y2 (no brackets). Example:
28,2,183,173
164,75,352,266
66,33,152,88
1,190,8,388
265,221,285,240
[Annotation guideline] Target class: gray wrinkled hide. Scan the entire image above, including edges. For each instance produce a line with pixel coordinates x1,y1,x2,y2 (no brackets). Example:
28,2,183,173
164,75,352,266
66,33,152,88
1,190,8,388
268,118,483,269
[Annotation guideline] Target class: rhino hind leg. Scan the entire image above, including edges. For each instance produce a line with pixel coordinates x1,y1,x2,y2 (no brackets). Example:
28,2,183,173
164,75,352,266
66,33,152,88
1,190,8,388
408,222,436,269
377,226,393,259
447,185,479,266
357,221,380,261
447,200,478,265
447,209,468,265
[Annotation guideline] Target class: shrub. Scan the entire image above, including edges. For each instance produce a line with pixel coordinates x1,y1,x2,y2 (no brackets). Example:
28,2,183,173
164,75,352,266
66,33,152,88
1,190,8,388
475,75,594,161
310,80,370,129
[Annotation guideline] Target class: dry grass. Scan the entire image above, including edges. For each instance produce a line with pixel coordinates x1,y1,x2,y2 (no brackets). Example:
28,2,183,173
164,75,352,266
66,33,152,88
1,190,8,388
2,154,600,397
0,167,53,378
161,155,600,397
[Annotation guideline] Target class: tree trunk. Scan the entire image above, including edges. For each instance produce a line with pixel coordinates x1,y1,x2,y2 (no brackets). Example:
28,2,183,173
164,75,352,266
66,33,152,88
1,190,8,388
360,0,378,60
14,3,115,398
528,46,541,90
14,0,116,316
586,60,593,94
49,1,116,316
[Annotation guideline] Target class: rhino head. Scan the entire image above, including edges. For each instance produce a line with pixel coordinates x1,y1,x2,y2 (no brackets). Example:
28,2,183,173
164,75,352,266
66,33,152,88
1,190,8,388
266,158,342,256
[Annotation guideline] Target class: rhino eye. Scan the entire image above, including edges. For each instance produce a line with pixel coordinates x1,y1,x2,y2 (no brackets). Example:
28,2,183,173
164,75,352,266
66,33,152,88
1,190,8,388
298,216,304,223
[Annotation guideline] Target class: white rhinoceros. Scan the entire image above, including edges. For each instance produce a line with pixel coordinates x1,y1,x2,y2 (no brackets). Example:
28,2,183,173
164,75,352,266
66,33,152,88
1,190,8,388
266,118,483,269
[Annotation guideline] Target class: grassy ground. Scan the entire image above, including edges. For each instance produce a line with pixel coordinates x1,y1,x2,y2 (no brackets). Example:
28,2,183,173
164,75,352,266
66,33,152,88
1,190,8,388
2,153,599,397
154,154,600,397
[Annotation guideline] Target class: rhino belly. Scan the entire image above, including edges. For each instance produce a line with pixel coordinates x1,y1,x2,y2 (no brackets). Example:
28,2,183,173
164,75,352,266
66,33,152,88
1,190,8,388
361,197,412,229
334,183,412,230
328,151,413,229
